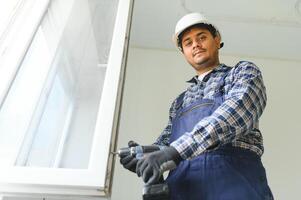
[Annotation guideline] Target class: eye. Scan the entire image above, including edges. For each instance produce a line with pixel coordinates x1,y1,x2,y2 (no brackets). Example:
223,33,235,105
183,40,192,47
198,35,206,42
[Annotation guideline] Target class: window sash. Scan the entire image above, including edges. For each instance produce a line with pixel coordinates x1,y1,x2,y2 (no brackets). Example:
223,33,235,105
0,0,133,197
0,0,50,108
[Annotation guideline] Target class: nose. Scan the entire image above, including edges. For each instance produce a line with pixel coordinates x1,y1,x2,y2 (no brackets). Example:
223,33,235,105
192,38,201,49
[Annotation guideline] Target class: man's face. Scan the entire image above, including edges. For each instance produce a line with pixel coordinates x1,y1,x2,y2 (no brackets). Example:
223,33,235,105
181,27,221,74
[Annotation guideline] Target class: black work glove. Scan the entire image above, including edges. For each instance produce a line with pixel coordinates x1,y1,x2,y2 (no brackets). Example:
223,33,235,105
136,146,182,185
120,140,139,173
120,141,139,173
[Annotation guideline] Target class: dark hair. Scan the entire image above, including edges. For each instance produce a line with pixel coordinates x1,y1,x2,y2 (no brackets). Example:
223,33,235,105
178,23,219,51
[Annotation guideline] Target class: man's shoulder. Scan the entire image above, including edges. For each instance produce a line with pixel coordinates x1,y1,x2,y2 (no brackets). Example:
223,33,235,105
227,61,262,77
231,61,261,71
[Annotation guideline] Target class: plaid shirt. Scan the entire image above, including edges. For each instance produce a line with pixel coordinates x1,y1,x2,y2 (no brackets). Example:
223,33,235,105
154,61,267,159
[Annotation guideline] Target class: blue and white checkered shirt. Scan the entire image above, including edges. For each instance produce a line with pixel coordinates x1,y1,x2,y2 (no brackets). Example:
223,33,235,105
154,61,267,159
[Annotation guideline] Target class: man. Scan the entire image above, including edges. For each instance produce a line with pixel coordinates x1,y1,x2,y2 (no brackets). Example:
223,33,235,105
120,13,273,199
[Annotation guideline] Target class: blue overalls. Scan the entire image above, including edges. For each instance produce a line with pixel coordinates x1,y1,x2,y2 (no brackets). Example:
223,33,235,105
166,79,273,200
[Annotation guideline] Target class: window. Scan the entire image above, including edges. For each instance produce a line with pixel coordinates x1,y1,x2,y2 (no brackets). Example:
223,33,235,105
0,0,22,38
0,0,133,198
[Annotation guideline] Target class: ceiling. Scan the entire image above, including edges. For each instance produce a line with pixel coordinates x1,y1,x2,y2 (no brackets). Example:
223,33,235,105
129,0,301,61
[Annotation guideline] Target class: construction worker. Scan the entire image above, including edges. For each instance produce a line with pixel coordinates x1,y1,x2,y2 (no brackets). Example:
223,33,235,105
120,12,273,199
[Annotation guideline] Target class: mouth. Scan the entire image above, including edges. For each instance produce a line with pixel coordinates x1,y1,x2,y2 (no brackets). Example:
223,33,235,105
193,50,205,57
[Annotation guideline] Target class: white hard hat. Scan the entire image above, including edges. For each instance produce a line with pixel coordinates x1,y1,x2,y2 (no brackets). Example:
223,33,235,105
173,13,223,52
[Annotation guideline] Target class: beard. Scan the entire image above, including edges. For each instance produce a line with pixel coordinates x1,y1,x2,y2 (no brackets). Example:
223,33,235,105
187,54,219,74
194,55,210,66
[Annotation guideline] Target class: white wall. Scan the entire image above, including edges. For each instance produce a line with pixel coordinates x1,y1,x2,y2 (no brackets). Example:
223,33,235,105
112,47,301,200
110,47,193,200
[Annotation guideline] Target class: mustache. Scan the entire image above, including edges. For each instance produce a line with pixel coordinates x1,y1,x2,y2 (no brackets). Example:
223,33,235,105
193,49,206,56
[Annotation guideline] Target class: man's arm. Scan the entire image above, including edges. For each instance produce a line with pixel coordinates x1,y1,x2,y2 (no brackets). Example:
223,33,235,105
153,95,179,146
170,61,267,160
153,120,172,146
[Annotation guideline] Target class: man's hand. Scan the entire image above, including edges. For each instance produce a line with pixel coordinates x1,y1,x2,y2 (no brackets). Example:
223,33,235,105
119,141,139,173
136,146,182,185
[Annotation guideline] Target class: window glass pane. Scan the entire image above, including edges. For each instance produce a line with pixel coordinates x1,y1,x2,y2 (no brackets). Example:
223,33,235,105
22,73,73,167
0,0,119,169
0,27,53,167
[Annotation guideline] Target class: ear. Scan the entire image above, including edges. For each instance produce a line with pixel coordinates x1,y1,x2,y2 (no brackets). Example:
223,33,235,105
214,34,221,48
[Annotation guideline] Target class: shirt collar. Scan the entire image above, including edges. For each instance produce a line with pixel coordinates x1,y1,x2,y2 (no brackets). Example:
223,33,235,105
186,63,227,84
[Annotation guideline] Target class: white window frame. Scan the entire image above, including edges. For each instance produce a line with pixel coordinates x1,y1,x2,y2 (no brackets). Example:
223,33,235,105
0,0,133,198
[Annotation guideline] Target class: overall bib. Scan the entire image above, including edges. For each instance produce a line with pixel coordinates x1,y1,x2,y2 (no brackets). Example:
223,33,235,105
166,81,273,200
